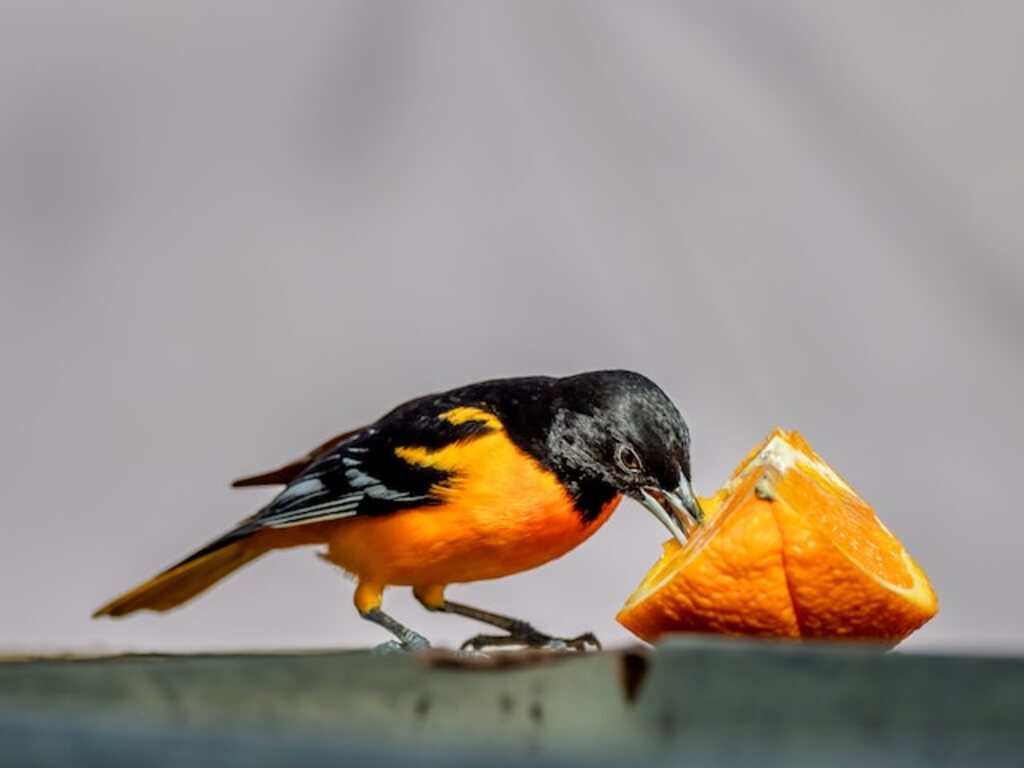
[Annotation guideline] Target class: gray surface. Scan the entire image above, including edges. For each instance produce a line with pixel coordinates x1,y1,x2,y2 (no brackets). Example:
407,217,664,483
3,638,1024,767
1,2,1023,655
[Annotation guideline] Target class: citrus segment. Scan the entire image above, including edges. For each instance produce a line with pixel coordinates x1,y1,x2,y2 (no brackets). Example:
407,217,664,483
620,470,800,639
617,429,937,643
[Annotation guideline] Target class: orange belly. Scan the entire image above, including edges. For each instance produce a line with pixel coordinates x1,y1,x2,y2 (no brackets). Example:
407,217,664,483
321,429,621,586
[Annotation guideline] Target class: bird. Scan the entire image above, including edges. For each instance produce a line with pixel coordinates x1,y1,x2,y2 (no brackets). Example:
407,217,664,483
93,370,704,652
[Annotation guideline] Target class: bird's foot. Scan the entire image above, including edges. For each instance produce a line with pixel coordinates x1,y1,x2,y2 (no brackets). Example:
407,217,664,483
363,606,431,653
372,632,431,654
460,623,601,653
373,640,407,654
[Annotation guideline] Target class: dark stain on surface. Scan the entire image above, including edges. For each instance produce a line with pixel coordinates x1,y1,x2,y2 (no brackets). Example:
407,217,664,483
659,709,675,745
414,694,431,719
620,650,649,704
529,701,544,725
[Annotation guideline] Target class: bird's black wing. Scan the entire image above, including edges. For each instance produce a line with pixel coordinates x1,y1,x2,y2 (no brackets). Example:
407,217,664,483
235,383,543,531
174,377,560,568
230,427,365,488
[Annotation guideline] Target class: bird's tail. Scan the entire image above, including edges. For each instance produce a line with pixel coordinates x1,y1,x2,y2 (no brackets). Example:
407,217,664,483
93,536,265,618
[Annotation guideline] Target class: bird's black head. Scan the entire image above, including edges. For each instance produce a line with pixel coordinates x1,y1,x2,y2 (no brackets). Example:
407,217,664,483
547,370,704,542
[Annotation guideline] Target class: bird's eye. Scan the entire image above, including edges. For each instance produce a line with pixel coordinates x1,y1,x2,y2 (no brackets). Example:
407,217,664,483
616,444,642,474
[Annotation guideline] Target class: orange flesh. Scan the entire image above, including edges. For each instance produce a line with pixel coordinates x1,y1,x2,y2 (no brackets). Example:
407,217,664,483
784,462,912,589
617,429,937,643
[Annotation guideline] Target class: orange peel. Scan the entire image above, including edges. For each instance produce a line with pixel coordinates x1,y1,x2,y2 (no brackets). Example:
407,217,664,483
617,429,937,643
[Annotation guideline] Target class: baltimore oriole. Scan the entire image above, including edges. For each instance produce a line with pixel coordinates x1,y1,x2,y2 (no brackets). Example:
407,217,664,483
94,370,703,651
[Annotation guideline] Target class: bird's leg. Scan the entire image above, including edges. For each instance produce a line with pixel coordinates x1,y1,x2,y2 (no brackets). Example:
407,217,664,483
356,581,430,652
361,607,431,652
413,587,600,652
443,601,601,652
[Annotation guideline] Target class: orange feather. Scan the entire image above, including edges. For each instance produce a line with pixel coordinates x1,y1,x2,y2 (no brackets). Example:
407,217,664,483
322,426,620,588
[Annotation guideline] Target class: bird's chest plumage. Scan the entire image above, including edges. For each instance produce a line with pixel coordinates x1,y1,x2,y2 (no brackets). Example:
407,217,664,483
324,429,621,585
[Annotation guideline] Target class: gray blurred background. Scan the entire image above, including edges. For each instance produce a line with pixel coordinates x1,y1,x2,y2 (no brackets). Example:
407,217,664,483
2,2,1021,654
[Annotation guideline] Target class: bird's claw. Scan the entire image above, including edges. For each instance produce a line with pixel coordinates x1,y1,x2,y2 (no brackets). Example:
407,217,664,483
373,634,431,654
373,640,407,654
565,631,602,651
460,628,601,653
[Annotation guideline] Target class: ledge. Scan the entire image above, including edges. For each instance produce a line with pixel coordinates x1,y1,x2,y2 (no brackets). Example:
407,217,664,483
3,637,1022,766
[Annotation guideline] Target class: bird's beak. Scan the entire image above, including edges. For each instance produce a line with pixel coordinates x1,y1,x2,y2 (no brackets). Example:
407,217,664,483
638,476,705,546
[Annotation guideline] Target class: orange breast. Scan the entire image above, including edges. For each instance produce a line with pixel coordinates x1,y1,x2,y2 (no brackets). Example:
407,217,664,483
322,420,621,587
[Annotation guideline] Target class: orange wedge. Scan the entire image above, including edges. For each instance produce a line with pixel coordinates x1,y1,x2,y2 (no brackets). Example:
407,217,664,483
617,428,937,643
